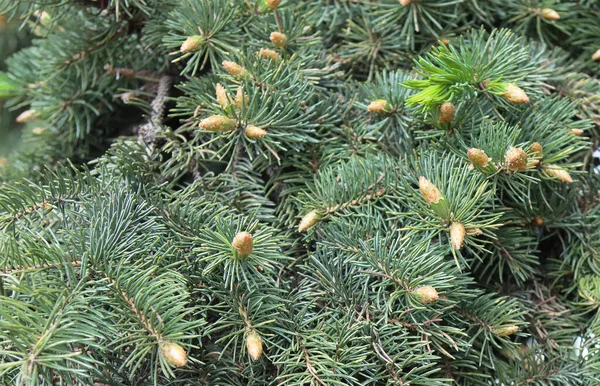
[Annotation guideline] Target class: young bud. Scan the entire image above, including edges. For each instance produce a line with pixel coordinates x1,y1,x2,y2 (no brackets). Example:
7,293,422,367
270,31,287,48
245,125,266,139
259,48,279,61
180,36,204,53
440,37,450,45
450,222,466,250
160,342,187,367
493,325,519,337
467,148,490,167
222,61,248,77
502,84,529,104
236,87,249,109
438,102,455,123
418,177,443,205
530,142,543,158
0,157,7,167
367,99,392,114
16,109,37,123
466,227,483,236
232,231,253,256
532,216,543,227
0,15,7,30
199,115,236,131
544,165,573,183
593,49,600,61
399,0,415,5
215,83,230,108
412,286,439,304
570,128,584,136
247,331,263,360
298,210,319,232
259,0,281,12
505,147,527,173
32,127,45,135
540,8,560,21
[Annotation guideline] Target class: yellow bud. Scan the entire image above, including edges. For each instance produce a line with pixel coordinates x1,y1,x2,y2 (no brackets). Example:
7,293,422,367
467,148,490,167
199,115,236,131
544,164,573,183
180,36,204,53
466,227,483,235
215,83,231,109
540,8,560,21
232,231,253,256
413,286,439,304
399,0,415,5
505,147,527,173
493,325,519,337
592,49,600,61
16,109,37,123
438,102,455,123
570,129,584,136
270,31,287,48
265,0,281,10
502,84,529,104
450,222,466,250
298,210,319,232
32,127,45,135
418,176,443,205
222,61,247,77
160,342,187,367
236,87,249,110
245,125,266,139
259,48,279,61
532,216,543,226
367,99,392,114
530,142,543,158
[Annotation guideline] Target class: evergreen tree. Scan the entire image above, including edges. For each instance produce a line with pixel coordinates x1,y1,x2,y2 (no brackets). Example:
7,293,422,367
1,0,600,384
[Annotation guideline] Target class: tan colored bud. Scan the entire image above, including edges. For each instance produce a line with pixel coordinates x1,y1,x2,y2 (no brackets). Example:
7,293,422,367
270,31,287,48
544,164,573,183
236,87,249,109
570,128,584,136
502,84,529,104
32,127,45,135
160,342,187,367
493,325,519,337
592,49,600,61
232,231,253,255
215,83,230,108
180,36,204,53
247,331,263,360
259,48,279,61
245,125,266,139
467,148,490,167
505,147,527,173
298,210,319,232
413,286,439,304
399,0,415,5
540,8,560,21
418,176,443,205
466,227,483,235
265,0,281,10
16,109,37,123
532,216,543,226
222,61,247,77
530,142,543,158
450,222,466,250
0,157,7,167
367,99,392,114
440,37,450,45
438,102,455,123
199,115,236,131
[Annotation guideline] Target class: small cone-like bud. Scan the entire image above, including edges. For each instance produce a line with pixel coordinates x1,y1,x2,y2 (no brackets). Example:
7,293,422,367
199,115,236,131
216,83,230,108
532,216,543,226
32,127,45,135
367,99,392,114
467,148,490,167
399,0,415,5
502,84,529,104
450,222,466,250
180,36,204,53
265,0,281,10
298,210,319,232
160,342,187,367
440,37,450,45
570,128,584,136
592,49,600,61
259,48,279,61
505,147,527,173
530,142,543,158
466,227,483,235
236,87,249,109
438,102,455,123
247,331,263,360
418,177,443,205
232,231,253,255
540,8,560,21
222,61,248,77
16,109,37,123
245,125,266,138
413,286,439,304
493,325,519,337
270,31,287,47
544,165,573,183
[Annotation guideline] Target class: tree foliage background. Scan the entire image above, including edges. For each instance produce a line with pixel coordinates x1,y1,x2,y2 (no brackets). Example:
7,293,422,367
1,0,600,385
